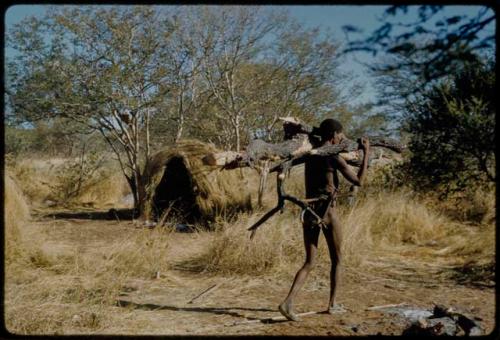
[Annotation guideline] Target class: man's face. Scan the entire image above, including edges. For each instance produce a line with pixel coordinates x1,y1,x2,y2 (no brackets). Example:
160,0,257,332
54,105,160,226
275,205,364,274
330,131,343,145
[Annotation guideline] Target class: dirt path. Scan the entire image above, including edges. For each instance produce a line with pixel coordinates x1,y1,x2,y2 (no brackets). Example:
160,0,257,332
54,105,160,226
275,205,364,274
19,216,495,336
113,250,494,336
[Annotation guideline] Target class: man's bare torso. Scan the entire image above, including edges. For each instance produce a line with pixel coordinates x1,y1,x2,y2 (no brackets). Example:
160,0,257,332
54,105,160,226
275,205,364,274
304,155,339,199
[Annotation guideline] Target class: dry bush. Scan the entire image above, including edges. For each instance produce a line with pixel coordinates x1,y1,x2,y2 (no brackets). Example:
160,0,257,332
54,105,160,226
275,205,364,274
9,159,54,204
340,190,454,265
77,228,172,282
8,156,129,209
74,170,130,208
191,182,494,276
342,189,495,268
47,156,129,208
4,173,31,264
435,186,496,224
38,228,172,307
184,211,323,276
6,304,79,335
3,172,53,278
5,274,105,335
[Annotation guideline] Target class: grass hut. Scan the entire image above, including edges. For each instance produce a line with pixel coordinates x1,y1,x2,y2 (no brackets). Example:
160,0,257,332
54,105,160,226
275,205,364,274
140,140,253,225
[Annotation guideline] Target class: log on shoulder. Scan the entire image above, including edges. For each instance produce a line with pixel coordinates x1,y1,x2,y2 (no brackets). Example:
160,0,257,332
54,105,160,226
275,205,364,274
202,151,243,167
269,137,404,173
202,135,405,169
202,116,405,169
202,133,313,169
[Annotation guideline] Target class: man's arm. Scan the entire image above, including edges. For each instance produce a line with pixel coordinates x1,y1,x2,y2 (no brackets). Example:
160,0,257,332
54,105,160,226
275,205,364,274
332,138,370,186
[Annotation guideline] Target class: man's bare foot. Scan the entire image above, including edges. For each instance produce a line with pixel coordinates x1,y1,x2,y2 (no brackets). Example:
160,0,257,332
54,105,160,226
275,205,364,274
279,302,300,321
327,304,347,314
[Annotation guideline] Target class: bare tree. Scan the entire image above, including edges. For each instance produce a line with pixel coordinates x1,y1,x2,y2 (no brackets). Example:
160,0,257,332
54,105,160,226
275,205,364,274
191,6,287,152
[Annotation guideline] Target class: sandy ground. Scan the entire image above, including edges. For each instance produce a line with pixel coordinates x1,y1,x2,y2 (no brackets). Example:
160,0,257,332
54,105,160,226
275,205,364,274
7,215,496,336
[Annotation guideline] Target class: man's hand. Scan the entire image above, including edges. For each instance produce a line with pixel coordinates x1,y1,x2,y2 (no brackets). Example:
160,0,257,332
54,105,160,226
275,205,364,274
358,137,370,151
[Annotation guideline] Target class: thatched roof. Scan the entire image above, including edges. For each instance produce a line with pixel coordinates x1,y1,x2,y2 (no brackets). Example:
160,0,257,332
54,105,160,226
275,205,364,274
140,140,253,224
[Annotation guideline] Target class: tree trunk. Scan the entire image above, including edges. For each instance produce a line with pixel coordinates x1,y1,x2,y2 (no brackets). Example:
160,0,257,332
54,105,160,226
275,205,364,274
234,115,241,152
136,173,147,220
126,174,138,209
126,170,147,219
175,92,184,143
257,160,270,208
145,108,151,160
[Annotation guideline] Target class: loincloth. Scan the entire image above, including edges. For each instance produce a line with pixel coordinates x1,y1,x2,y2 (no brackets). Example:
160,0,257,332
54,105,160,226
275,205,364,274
300,190,337,227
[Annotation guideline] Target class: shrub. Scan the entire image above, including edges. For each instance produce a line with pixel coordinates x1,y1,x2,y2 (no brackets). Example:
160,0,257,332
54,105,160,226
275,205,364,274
403,58,495,195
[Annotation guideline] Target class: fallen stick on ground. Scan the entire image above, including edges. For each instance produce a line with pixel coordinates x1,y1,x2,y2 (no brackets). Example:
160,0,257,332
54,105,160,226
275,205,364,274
366,302,409,311
227,311,319,326
187,284,219,304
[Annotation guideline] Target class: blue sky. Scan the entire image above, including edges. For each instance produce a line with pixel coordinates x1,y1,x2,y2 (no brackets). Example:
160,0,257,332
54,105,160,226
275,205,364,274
4,5,495,107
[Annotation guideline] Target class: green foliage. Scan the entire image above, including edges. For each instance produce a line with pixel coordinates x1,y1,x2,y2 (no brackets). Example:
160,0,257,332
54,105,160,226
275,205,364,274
6,5,393,210
344,5,495,125
344,5,494,90
5,119,104,158
5,125,37,156
403,58,495,194
7,6,371,155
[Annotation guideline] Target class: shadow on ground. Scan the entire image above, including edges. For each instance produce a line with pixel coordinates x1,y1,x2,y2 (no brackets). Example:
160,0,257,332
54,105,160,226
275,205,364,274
445,263,495,289
116,299,276,321
43,208,138,221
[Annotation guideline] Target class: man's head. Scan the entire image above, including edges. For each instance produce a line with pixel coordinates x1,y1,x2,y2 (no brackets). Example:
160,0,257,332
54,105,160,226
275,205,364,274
319,118,344,144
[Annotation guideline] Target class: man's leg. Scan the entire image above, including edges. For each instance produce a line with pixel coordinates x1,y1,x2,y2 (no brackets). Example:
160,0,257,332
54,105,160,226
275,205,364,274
279,222,320,321
322,208,343,313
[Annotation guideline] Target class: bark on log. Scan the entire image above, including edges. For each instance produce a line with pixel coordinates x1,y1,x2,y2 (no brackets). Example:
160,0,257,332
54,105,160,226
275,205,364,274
202,151,243,167
202,116,405,169
269,136,404,173
281,117,315,139
202,135,405,170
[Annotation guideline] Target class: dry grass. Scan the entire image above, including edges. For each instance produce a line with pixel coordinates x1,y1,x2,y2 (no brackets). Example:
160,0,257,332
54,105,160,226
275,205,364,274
5,214,172,335
341,190,494,266
4,172,31,265
183,211,310,276
435,186,496,224
8,156,129,209
4,156,495,334
72,172,130,208
189,171,495,277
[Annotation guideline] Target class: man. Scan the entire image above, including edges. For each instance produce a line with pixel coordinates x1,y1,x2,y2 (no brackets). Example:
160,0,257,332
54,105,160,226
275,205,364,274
278,118,370,321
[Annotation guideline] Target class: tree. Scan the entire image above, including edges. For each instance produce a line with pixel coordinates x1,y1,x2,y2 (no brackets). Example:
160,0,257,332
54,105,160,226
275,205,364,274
6,6,177,209
403,57,495,194
193,6,287,152
247,21,347,143
343,5,495,87
342,5,495,121
148,8,206,147
184,8,358,149
7,5,381,214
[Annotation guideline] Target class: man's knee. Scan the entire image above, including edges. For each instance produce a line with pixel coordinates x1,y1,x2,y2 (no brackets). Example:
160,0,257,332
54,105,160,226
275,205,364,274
302,259,315,271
